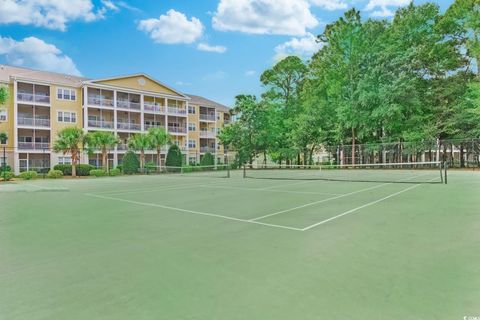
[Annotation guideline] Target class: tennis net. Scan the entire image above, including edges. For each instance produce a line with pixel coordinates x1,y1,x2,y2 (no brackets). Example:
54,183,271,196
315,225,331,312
147,164,230,178
243,162,447,184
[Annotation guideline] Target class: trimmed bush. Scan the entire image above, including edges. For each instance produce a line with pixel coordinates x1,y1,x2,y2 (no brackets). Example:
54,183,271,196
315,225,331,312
53,164,94,176
109,168,121,176
200,152,215,166
122,151,140,174
90,169,107,177
115,164,123,172
0,165,11,173
166,144,182,171
1,171,14,181
47,169,63,179
19,171,38,180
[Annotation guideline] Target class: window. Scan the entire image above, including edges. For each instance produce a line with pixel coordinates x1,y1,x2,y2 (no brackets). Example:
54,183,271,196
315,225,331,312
58,156,72,165
57,88,76,101
0,109,6,121
189,156,197,165
188,140,196,148
188,106,196,114
58,111,77,123
188,123,196,131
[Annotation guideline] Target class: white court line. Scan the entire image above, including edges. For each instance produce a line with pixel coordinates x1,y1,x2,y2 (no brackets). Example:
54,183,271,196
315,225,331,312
84,193,303,231
257,179,318,190
302,177,438,231
250,172,432,222
199,184,343,196
98,183,205,196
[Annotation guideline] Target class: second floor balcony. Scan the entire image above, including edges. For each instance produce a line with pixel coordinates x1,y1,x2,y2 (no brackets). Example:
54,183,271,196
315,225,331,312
200,131,216,138
18,142,50,150
200,146,216,153
117,99,141,111
168,107,187,116
88,120,114,129
117,122,141,131
17,116,51,128
168,126,187,134
200,114,216,122
88,96,114,107
144,102,165,113
17,92,50,104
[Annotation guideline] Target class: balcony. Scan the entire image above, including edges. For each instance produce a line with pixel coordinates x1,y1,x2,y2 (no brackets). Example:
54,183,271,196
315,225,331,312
144,102,165,113
144,123,165,130
200,131,216,138
17,117,51,128
17,93,50,104
117,143,128,150
200,147,216,153
18,142,50,150
168,107,187,116
117,100,141,111
88,96,114,107
200,114,216,122
88,120,114,129
168,126,187,134
117,123,141,131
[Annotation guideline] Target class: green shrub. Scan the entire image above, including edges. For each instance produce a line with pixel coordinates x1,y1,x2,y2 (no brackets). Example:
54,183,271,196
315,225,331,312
47,169,63,179
53,164,94,176
115,164,123,172
166,144,182,171
1,171,14,181
109,168,121,176
200,152,214,167
90,169,107,177
0,165,11,173
122,151,140,174
19,171,38,180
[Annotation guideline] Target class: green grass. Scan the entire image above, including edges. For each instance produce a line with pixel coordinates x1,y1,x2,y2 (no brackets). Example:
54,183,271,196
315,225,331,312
1,170,479,319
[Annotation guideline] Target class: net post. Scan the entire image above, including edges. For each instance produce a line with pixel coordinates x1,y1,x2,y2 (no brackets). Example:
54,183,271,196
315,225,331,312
243,164,246,178
227,164,230,178
444,161,448,184
439,162,443,184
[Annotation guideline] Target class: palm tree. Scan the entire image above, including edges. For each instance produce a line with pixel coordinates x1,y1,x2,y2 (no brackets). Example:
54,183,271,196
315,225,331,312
128,133,152,171
0,86,8,106
53,127,86,177
147,128,170,171
86,131,119,170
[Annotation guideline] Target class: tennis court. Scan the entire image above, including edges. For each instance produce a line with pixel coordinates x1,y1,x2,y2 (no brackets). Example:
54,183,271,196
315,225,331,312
1,167,479,319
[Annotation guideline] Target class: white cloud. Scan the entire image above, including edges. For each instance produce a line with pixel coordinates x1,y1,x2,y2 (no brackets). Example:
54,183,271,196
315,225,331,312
0,0,116,31
245,70,256,76
138,10,204,44
212,0,319,36
274,32,323,61
0,35,81,76
364,0,410,17
309,0,348,10
197,43,227,53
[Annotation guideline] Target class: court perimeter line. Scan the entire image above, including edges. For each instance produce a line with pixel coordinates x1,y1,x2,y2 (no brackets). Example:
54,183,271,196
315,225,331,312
302,177,438,231
84,193,303,231
250,172,432,222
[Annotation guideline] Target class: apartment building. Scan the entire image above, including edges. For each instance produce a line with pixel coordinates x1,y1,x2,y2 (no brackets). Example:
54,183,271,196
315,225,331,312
0,65,231,174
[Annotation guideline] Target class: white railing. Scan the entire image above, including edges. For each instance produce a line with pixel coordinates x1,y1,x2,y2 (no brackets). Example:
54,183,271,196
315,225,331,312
17,92,50,104
144,102,165,113
144,124,165,130
200,114,216,121
117,100,141,110
18,142,50,150
168,107,187,115
17,117,50,127
88,120,114,129
200,131,216,138
88,96,114,107
117,144,128,150
168,126,187,133
200,147,215,153
117,123,141,131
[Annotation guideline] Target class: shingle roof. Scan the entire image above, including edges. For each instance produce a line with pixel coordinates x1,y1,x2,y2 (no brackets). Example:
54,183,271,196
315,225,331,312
186,94,230,112
0,65,87,86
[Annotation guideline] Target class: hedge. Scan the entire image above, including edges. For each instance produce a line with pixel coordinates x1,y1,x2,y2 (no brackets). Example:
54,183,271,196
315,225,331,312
19,171,38,180
166,144,182,171
122,151,139,174
1,171,14,181
109,168,121,176
47,170,63,179
53,164,95,176
90,169,107,177
200,152,215,166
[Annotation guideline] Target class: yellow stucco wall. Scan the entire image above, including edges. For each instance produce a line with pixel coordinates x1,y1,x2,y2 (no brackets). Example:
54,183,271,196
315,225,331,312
95,76,182,97
0,84,15,149
50,85,83,142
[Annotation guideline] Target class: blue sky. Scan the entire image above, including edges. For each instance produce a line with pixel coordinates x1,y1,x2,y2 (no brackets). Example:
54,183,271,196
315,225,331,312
0,0,453,106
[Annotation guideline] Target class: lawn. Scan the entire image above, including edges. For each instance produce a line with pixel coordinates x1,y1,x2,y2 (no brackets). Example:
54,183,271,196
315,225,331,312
1,170,479,319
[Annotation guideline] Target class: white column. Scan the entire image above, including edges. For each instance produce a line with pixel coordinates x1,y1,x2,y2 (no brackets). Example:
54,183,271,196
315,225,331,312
13,80,19,174
140,94,145,132
185,100,189,156
214,109,218,165
83,86,89,130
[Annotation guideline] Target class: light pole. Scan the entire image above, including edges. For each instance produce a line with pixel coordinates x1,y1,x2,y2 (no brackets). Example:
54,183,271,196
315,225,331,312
0,133,7,182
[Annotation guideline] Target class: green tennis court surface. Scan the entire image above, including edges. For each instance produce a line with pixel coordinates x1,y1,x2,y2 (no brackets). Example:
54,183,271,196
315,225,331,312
1,170,479,319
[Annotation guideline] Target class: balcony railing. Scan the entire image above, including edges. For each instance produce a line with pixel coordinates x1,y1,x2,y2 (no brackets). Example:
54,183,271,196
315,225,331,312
117,100,141,111
200,114,216,121
17,93,50,104
117,123,141,131
168,126,187,133
18,142,50,150
200,147,216,153
17,117,50,128
117,144,128,150
168,107,187,116
200,131,216,138
144,123,165,130
88,120,114,129
88,96,114,107
144,102,165,113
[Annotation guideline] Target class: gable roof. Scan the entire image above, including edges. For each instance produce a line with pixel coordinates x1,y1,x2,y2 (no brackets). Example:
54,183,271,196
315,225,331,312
0,65,87,86
85,73,189,99
187,94,230,112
